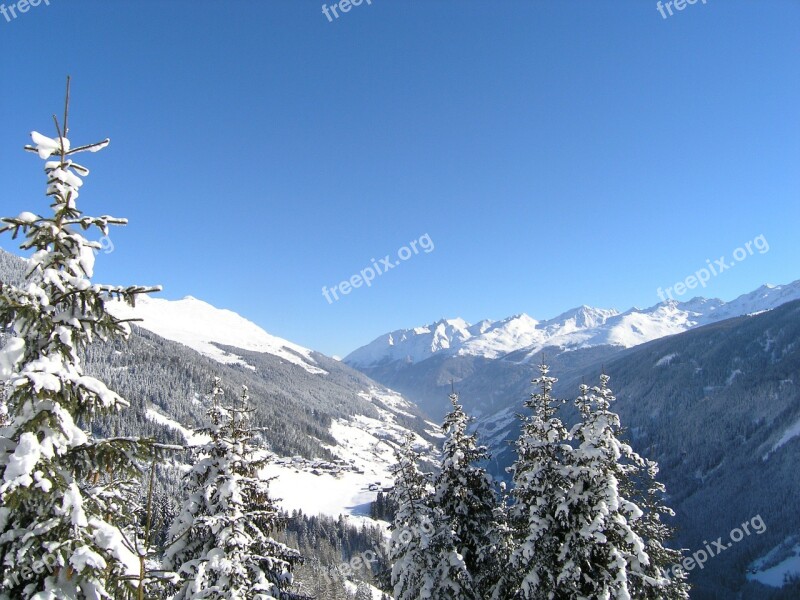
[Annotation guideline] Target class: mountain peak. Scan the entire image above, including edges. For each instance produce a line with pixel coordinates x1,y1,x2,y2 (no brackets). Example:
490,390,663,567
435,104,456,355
542,305,618,332
109,295,327,375
345,281,800,368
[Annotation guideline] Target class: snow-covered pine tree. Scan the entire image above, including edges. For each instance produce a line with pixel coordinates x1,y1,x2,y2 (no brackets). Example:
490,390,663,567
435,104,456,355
0,80,160,599
624,456,690,600
387,435,472,600
584,375,689,599
432,388,502,598
489,479,515,598
497,360,574,600
354,581,373,600
164,379,306,600
387,436,432,599
553,379,640,598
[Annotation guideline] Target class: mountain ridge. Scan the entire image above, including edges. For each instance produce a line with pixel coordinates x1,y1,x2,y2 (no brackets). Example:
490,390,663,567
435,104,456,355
345,280,800,368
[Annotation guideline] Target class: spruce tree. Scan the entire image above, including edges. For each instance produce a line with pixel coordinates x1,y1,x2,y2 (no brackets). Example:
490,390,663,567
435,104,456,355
498,360,573,600
557,379,641,598
432,389,501,598
387,435,472,600
164,380,306,599
585,375,690,599
354,581,373,600
0,80,158,599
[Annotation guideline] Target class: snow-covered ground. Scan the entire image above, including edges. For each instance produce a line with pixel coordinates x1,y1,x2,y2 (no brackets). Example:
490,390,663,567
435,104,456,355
145,408,210,446
343,579,385,599
772,415,800,453
147,398,436,524
763,415,800,461
110,295,440,522
748,539,800,588
655,352,678,367
261,465,384,524
109,294,327,374
263,413,435,522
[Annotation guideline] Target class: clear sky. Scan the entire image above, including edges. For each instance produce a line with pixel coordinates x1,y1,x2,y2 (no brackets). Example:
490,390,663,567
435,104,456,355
1,0,798,357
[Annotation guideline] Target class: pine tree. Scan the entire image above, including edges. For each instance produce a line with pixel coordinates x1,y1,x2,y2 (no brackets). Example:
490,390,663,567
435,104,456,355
0,79,159,599
387,435,472,600
433,389,502,598
584,375,690,599
164,380,306,599
498,360,574,600
624,456,690,600
354,581,373,600
555,379,640,598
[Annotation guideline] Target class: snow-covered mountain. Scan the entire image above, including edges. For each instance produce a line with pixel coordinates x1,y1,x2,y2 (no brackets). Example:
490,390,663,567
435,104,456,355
345,281,800,367
345,277,800,597
0,249,439,523
476,298,800,598
104,293,442,519
109,294,327,375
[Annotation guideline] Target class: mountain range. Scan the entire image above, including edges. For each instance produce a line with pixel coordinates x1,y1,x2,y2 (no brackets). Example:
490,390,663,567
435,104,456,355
2,247,799,598
343,280,800,599
345,281,800,368
0,249,440,528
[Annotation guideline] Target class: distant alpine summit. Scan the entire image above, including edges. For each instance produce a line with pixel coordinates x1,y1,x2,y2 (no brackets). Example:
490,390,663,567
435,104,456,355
345,281,800,367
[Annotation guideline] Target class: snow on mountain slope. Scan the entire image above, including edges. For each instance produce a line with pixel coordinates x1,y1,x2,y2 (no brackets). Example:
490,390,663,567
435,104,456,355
263,414,434,520
346,280,800,367
109,294,327,375
344,318,477,366
458,314,543,359
260,386,439,519
146,390,437,521
747,539,800,588
145,408,210,446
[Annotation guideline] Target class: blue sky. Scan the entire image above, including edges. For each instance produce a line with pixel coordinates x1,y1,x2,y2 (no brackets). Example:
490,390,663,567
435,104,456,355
1,0,798,357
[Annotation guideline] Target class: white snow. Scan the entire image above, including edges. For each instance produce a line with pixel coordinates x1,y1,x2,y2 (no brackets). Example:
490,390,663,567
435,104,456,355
655,353,677,367
145,408,210,446
771,415,800,454
90,518,140,578
70,546,107,572
109,294,327,375
30,131,68,159
748,541,800,588
0,336,26,379
15,211,38,223
358,387,416,418
260,464,383,522
726,369,742,385
63,482,88,527
1,432,41,488
144,396,435,525
261,414,436,524
346,280,800,367
343,580,385,599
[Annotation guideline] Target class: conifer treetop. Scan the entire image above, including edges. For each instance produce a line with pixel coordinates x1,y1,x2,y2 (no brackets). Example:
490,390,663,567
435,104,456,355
0,78,163,600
